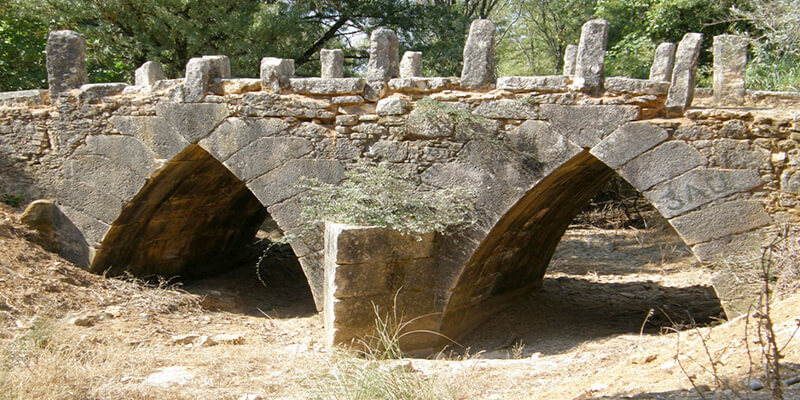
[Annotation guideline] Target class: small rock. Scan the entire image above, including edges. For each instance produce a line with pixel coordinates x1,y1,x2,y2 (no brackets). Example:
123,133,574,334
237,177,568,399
194,335,214,347
744,378,764,391
120,376,133,383
144,366,196,386
102,306,123,318
69,314,97,327
211,333,245,345
170,334,201,345
783,375,800,386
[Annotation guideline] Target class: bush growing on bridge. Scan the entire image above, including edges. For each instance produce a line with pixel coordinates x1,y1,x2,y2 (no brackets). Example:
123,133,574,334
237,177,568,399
300,160,476,236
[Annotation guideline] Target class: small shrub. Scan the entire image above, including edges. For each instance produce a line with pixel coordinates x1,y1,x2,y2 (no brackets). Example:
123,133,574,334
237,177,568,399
1,193,23,208
301,160,476,237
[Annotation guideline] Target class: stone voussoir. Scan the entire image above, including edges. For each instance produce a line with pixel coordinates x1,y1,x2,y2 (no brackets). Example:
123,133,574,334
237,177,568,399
617,140,707,191
669,199,772,246
644,167,763,218
590,121,669,169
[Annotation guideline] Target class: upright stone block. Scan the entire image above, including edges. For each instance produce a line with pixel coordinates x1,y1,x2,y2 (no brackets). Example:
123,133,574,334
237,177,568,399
366,28,399,81
666,33,703,116
135,61,166,86
202,55,231,79
46,30,88,98
183,57,211,103
572,19,608,92
260,57,295,92
400,51,423,78
563,44,578,76
461,19,496,90
320,49,344,79
713,35,747,106
323,222,437,350
649,42,676,82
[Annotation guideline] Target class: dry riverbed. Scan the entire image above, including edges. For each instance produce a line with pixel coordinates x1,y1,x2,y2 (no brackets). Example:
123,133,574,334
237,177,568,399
1,204,798,399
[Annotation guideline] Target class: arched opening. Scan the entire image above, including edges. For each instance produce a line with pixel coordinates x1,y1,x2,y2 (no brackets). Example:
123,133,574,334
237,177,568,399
441,150,724,354
91,144,315,316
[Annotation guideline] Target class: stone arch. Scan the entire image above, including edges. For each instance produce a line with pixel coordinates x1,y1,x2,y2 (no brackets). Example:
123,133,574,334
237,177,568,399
438,116,770,340
55,103,344,307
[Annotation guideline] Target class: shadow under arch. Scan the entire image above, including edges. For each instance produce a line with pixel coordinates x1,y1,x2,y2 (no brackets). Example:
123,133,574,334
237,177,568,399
90,144,280,282
439,149,720,341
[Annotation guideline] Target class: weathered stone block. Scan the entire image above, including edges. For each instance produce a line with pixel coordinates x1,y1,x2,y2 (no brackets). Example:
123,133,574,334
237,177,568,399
563,44,578,76
323,222,437,348
506,121,582,169
0,89,47,106
247,159,345,206
376,97,408,116
781,168,800,193
77,83,127,103
540,104,639,148
56,180,124,224
202,55,231,79
156,103,229,144
332,226,435,265
260,58,294,92
670,200,771,245
66,156,147,201
400,51,422,78
709,139,770,170
21,199,57,232
110,116,190,160
198,117,289,163
78,134,157,177
572,19,608,91
473,99,538,119
46,30,88,98
604,77,670,95
590,122,669,168
666,33,703,116
387,77,457,93
58,204,110,248
320,49,344,79
331,95,364,105
367,140,408,162
183,57,211,102
650,42,676,82
223,137,313,181
617,141,707,191
289,78,365,95
366,28,399,81
135,61,166,86
461,19,496,89
713,35,747,106
645,168,762,218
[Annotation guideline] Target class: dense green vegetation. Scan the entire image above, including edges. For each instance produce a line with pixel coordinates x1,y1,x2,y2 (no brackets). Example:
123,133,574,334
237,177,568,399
0,0,797,91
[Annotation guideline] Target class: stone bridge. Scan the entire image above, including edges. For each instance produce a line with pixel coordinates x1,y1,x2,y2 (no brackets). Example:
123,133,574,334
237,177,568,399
3,19,800,352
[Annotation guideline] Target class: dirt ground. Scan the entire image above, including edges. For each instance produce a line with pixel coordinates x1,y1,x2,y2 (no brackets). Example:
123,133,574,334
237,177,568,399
1,203,799,399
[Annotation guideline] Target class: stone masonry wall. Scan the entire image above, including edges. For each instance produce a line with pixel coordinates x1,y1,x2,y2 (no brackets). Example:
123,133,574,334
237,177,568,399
2,21,800,350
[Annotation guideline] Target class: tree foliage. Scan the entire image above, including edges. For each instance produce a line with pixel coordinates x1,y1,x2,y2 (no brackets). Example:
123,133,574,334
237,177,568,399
0,0,507,90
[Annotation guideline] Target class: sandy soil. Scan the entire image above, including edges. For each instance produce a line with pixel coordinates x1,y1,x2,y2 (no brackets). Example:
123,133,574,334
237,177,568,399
1,203,798,399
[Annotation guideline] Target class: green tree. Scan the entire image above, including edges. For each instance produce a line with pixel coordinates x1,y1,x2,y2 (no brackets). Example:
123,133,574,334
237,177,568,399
496,0,596,75
0,0,48,91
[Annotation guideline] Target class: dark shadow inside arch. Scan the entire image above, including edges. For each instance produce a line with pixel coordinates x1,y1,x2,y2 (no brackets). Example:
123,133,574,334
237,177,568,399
441,150,724,353
91,144,315,317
